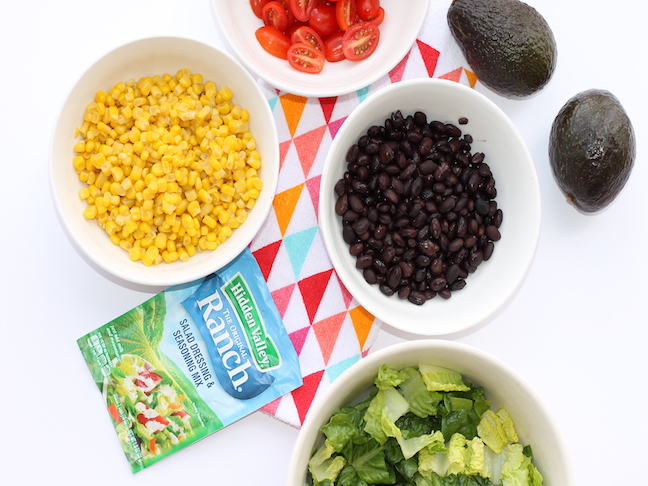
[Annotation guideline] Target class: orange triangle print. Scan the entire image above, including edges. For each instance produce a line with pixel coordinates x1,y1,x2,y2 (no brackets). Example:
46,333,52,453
294,126,327,178
312,312,346,365
349,305,375,350
273,183,304,237
465,69,478,88
280,93,307,138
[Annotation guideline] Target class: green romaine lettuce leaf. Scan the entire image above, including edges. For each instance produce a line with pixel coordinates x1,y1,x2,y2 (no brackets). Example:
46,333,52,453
308,440,346,484
419,365,470,392
399,367,444,418
375,364,411,390
363,387,410,444
340,439,394,485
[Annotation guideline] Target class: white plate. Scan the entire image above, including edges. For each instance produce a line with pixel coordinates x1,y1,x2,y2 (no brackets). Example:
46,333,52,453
211,0,431,97
319,79,541,336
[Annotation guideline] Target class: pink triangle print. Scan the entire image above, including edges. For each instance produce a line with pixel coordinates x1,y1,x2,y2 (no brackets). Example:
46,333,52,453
312,312,347,366
270,283,296,319
293,126,327,179
289,326,311,357
389,49,411,84
305,175,322,221
439,67,463,83
328,116,347,140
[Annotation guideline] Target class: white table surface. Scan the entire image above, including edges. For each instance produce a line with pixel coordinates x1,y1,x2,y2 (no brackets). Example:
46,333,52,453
1,1,645,484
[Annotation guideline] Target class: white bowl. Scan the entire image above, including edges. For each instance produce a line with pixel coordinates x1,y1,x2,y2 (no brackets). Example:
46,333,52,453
211,0,430,97
319,78,541,336
287,340,574,485
50,36,279,287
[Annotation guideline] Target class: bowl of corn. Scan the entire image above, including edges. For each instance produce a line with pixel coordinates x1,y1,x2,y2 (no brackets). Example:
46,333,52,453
50,36,279,287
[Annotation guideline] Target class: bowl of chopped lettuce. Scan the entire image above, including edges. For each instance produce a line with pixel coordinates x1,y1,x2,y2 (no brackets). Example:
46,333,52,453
287,340,573,486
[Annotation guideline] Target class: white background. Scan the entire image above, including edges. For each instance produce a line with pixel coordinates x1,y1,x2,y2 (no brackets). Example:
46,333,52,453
1,1,645,484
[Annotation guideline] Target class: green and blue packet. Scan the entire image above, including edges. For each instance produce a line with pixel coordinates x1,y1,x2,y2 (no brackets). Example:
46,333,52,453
77,248,302,473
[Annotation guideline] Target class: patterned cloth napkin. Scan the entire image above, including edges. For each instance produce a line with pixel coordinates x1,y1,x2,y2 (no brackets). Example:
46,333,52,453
249,1,474,428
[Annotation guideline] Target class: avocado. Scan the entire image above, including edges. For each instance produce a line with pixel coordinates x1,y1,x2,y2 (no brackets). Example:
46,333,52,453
549,89,636,213
447,0,557,99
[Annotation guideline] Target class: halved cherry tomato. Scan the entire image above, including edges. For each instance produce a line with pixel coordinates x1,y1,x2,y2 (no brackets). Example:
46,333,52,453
286,21,309,38
250,0,271,18
356,0,380,21
276,0,296,24
324,30,346,62
256,26,291,59
262,1,290,32
366,6,384,26
308,4,338,37
288,42,326,73
291,26,325,51
335,0,357,31
289,0,316,22
342,21,380,60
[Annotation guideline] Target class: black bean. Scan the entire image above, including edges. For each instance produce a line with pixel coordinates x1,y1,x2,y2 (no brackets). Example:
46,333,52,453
335,110,502,302
349,242,364,256
408,291,427,305
379,284,395,296
387,265,402,288
398,286,412,300
355,254,372,269
485,225,501,241
363,268,377,284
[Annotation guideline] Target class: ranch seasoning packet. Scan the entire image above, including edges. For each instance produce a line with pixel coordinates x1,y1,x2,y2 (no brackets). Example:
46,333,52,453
77,248,302,473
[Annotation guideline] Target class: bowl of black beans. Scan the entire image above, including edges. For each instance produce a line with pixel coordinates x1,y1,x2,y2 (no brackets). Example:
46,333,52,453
319,78,541,335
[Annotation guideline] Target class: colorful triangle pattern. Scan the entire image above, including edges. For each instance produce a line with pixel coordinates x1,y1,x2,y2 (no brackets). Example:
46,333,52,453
249,8,474,428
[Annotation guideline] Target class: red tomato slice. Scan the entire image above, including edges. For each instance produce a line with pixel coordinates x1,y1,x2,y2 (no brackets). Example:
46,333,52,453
367,6,384,26
262,1,290,32
285,21,308,38
324,30,346,62
291,26,325,51
288,42,326,73
356,0,380,21
250,0,271,18
256,26,291,59
335,0,357,31
289,0,316,22
309,4,339,37
276,0,296,24
342,21,380,60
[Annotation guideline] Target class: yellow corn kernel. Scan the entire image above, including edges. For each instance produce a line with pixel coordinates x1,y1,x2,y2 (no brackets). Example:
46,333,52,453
83,205,97,219
128,246,143,261
154,232,168,250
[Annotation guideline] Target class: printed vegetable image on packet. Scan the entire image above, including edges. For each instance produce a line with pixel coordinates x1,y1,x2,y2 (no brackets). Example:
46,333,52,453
77,249,302,473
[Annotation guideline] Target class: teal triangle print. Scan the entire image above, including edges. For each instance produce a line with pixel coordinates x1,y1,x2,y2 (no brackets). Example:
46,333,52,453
283,226,318,279
356,85,371,103
326,355,362,382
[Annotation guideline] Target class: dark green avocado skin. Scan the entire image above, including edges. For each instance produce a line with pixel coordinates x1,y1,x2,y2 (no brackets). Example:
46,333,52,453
447,0,557,99
549,89,636,213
